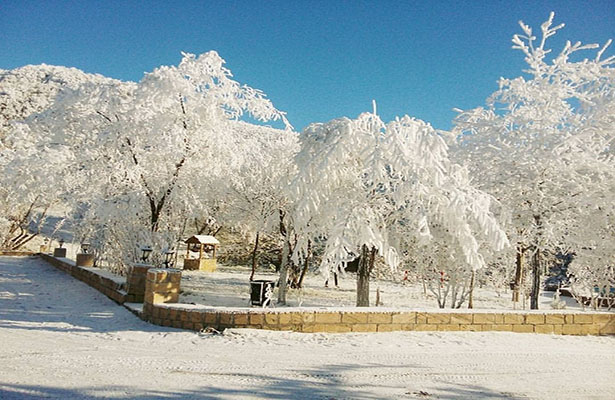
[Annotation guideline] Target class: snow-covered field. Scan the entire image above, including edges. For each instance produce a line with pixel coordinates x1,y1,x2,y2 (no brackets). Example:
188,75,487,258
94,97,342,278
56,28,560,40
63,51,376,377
181,264,582,311
1,256,614,400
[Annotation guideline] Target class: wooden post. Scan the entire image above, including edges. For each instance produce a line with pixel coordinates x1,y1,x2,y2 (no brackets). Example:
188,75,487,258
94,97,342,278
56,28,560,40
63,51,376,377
199,244,204,260
185,246,190,259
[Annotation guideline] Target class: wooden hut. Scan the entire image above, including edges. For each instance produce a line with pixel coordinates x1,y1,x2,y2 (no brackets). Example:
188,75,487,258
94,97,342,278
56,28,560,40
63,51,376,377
183,235,220,272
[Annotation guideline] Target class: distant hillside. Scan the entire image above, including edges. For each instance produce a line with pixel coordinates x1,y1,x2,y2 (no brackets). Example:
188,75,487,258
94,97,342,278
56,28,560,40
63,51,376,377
0,64,121,138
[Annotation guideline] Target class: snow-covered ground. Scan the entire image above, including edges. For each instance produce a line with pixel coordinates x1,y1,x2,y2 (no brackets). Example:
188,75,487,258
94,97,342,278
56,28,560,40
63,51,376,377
1,256,614,400
181,264,582,311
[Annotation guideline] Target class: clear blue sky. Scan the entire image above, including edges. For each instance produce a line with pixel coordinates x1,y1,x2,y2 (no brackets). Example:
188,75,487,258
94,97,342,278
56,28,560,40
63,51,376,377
1,1,613,131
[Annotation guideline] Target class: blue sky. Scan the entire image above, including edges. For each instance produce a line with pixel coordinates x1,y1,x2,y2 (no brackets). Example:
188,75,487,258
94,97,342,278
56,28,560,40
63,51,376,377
1,1,614,131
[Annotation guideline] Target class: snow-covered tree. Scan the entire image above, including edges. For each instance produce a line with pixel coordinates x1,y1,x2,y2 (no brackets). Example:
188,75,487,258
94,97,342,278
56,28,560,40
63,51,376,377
289,109,508,306
452,12,615,309
0,65,117,249
15,51,290,269
206,121,299,281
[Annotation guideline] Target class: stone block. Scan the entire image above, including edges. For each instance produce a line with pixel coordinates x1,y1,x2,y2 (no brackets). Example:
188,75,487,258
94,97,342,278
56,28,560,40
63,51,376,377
525,314,545,324
436,324,461,331
416,313,428,324
314,312,341,324
302,313,316,324
277,324,296,332
478,324,496,331
414,324,438,331
504,314,524,324
534,324,554,334
309,324,329,333
427,313,450,324
76,253,95,267
190,312,203,323
342,312,369,324
599,323,615,335
149,282,179,292
582,325,601,335
392,312,416,324
401,324,416,331
351,324,378,332
458,324,480,332
234,313,249,325
563,324,588,335
494,314,504,324
491,324,513,332
145,292,178,304
450,313,473,324
289,314,304,325
473,313,495,324
574,314,594,324
219,313,232,325
180,311,190,322
368,313,392,324
278,313,293,325
553,325,564,334
264,313,279,325
377,324,402,332
545,314,565,324
204,312,218,325
592,313,614,323
512,325,534,333
249,314,264,325
326,324,352,333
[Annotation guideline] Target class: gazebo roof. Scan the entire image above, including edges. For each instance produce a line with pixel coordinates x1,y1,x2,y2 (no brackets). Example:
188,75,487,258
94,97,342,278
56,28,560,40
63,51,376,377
185,235,220,245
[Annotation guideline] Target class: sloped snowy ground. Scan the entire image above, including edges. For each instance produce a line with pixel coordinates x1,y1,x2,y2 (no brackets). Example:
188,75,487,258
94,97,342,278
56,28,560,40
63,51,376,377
1,256,614,399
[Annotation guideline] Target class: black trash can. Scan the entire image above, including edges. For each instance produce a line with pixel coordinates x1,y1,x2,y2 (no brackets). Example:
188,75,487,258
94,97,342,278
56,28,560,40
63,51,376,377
250,280,275,306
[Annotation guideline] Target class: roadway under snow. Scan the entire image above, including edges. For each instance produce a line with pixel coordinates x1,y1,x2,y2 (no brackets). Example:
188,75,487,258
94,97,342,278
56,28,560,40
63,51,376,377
1,256,614,399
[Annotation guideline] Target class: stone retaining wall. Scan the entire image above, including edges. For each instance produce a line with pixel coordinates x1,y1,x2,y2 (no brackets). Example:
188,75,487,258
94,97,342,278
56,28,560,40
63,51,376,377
140,304,615,335
31,254,615,336
40,253,130,303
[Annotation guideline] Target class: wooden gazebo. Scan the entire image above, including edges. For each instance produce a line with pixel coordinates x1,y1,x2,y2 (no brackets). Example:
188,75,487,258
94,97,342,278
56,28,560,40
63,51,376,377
183,235,220,272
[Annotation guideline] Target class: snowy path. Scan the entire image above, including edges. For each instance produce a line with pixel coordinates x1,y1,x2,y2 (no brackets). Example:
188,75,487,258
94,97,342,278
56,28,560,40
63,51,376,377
1,256,614,399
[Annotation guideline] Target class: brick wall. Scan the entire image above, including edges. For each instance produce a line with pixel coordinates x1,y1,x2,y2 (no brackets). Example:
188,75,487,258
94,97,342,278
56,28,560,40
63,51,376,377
141,305,615,336
40,253,127,304
32,253,615,336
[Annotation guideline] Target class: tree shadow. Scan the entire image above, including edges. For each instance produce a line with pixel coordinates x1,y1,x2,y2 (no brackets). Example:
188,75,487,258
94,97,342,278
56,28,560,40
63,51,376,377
1,363,528,399
0,256,173,335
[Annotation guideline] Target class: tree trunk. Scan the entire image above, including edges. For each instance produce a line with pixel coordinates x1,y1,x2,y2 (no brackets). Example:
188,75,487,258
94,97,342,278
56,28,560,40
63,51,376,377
296,239,311,288
277,211,289,305
356,245,374,307
277,238,290,305
530,247,541,310
249,232,259,281
530,214,542,310
468,269,475,309
512,245,525,302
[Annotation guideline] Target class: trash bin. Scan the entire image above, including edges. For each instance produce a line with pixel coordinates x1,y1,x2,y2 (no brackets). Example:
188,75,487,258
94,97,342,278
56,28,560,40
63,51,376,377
250,280,275,307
